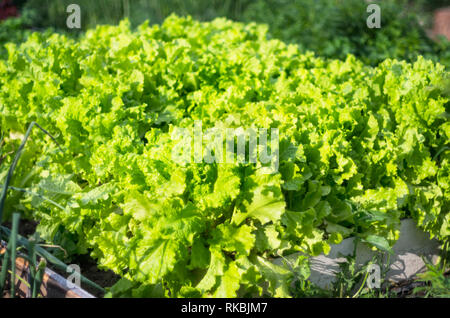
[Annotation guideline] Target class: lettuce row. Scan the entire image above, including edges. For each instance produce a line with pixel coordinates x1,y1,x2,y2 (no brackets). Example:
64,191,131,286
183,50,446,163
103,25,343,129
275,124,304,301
0,16,448,297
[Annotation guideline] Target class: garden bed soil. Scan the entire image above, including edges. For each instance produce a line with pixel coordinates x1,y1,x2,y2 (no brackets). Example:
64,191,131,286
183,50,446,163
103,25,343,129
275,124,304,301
47,253,120,298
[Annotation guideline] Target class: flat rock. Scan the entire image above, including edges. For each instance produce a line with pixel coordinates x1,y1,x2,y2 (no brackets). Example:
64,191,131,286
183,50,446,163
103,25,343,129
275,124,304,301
274,219,442,290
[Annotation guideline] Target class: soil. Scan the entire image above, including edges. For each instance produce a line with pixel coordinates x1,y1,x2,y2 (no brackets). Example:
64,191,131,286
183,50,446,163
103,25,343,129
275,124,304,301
47,253,120,298
3,218,39,237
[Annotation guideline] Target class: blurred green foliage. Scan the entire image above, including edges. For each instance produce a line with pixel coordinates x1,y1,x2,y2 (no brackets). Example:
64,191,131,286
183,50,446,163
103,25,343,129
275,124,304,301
2,0,449,66
0,12,31,58
242,0,450,67
21,0,253,29
16,0,449,67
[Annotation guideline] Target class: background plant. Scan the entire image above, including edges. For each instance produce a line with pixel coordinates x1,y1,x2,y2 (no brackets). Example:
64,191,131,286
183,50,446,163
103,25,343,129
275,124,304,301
12,0,450,68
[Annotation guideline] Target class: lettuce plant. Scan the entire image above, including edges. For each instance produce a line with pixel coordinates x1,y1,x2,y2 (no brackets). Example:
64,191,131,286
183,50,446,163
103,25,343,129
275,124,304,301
0,16,448,297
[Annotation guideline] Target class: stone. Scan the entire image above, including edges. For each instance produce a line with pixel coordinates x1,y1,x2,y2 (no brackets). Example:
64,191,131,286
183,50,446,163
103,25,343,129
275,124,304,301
274,219,442,290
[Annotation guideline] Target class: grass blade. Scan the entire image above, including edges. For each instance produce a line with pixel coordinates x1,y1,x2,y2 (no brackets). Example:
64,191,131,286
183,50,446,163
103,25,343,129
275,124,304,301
9,213,20,298
0,122,61,224
33,258,46,298
0,241,11,294
0,226,105,293
27,236,37,298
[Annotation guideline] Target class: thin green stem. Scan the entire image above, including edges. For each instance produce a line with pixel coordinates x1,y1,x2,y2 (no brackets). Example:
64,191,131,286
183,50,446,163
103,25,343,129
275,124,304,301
34,259,46,298
9,213,20,298
0,121,61,223
432,146,449,161
0,241,11,293
352,264,371,298
28,237,37,298
0,186,66,211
